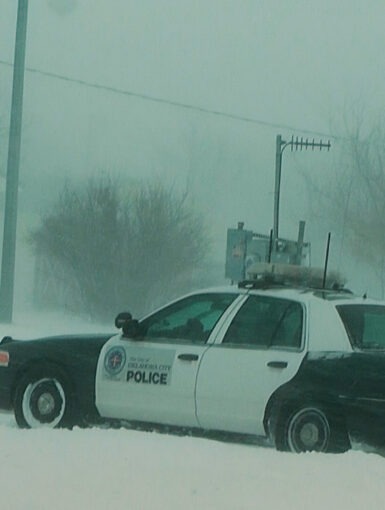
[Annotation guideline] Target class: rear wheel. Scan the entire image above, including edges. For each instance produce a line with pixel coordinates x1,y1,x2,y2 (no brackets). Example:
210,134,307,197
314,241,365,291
275,404,350,453
14,366,74,428
287,407,330,452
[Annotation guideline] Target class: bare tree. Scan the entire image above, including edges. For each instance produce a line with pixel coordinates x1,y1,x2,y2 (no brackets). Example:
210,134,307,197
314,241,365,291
31,177,209,320
308,113,385,296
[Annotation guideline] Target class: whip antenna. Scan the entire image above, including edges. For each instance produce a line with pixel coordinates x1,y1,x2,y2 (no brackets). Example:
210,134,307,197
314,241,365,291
322,232,331,289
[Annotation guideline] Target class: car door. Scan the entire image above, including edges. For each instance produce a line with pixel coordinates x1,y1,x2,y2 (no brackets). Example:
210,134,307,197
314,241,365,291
195,294,307,436
96,292,241,427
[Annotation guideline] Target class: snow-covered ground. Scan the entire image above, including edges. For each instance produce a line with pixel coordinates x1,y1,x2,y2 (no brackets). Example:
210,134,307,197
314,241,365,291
1,312,385,510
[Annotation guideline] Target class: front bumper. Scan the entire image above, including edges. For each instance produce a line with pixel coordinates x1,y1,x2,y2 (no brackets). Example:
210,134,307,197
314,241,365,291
0,366,18,410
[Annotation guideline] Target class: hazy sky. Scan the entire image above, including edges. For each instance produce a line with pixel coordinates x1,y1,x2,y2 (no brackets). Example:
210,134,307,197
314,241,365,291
1,0,385,298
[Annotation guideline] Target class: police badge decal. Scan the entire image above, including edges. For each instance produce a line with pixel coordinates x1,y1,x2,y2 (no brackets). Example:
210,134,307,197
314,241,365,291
104,346,126,376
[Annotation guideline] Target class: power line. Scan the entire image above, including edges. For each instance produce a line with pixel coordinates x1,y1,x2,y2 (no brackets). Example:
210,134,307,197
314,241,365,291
0,59,339,139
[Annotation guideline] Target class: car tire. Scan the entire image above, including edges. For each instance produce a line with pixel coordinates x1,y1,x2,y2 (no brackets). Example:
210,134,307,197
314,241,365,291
14,365,74,429
275,403,351,453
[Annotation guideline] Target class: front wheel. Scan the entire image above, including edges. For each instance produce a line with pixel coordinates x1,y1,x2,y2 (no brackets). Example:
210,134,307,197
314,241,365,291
275,405,350,453
14,366,73,428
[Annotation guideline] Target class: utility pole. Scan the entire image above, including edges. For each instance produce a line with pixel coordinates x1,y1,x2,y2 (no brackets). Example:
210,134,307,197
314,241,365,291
0,0,29,322
272,134,331,242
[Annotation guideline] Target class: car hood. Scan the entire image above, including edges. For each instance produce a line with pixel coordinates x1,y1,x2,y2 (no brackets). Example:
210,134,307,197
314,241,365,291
0,333,114,346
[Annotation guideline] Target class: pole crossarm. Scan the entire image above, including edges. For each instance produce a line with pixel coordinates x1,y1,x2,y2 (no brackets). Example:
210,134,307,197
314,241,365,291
279,135,331,154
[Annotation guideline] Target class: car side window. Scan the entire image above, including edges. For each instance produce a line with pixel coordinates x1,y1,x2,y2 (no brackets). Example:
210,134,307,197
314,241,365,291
222,295,303,349
270,302,303,348
141,293,237,344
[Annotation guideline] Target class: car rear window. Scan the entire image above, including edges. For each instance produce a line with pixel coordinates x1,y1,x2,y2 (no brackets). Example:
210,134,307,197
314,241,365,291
337,304,385,350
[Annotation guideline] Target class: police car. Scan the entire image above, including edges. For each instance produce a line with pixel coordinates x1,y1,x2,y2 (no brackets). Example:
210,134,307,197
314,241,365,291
1,266,385,453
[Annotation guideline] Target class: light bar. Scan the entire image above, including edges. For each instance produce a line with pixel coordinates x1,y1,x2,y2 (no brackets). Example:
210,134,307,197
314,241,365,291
246,262,346,290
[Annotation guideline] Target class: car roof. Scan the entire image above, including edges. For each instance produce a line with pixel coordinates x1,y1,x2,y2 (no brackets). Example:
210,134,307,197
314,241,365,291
187,285,385,308
249,287,385,307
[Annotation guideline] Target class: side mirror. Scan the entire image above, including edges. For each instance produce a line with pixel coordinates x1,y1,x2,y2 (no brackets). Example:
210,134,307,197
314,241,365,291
115,312,132,329
114,312,141,339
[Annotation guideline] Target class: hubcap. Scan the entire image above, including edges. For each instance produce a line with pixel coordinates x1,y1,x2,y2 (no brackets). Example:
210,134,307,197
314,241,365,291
299,422,319,448
37,392,56,415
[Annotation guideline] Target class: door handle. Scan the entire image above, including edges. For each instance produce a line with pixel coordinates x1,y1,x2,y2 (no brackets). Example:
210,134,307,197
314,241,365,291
267,361,288,369
178,353,199,361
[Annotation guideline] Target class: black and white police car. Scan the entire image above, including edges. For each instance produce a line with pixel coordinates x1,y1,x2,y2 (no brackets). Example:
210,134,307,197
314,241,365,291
1,265,385,453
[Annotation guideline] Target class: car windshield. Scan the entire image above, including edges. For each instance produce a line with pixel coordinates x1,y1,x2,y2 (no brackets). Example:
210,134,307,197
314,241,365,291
337,304,385,350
